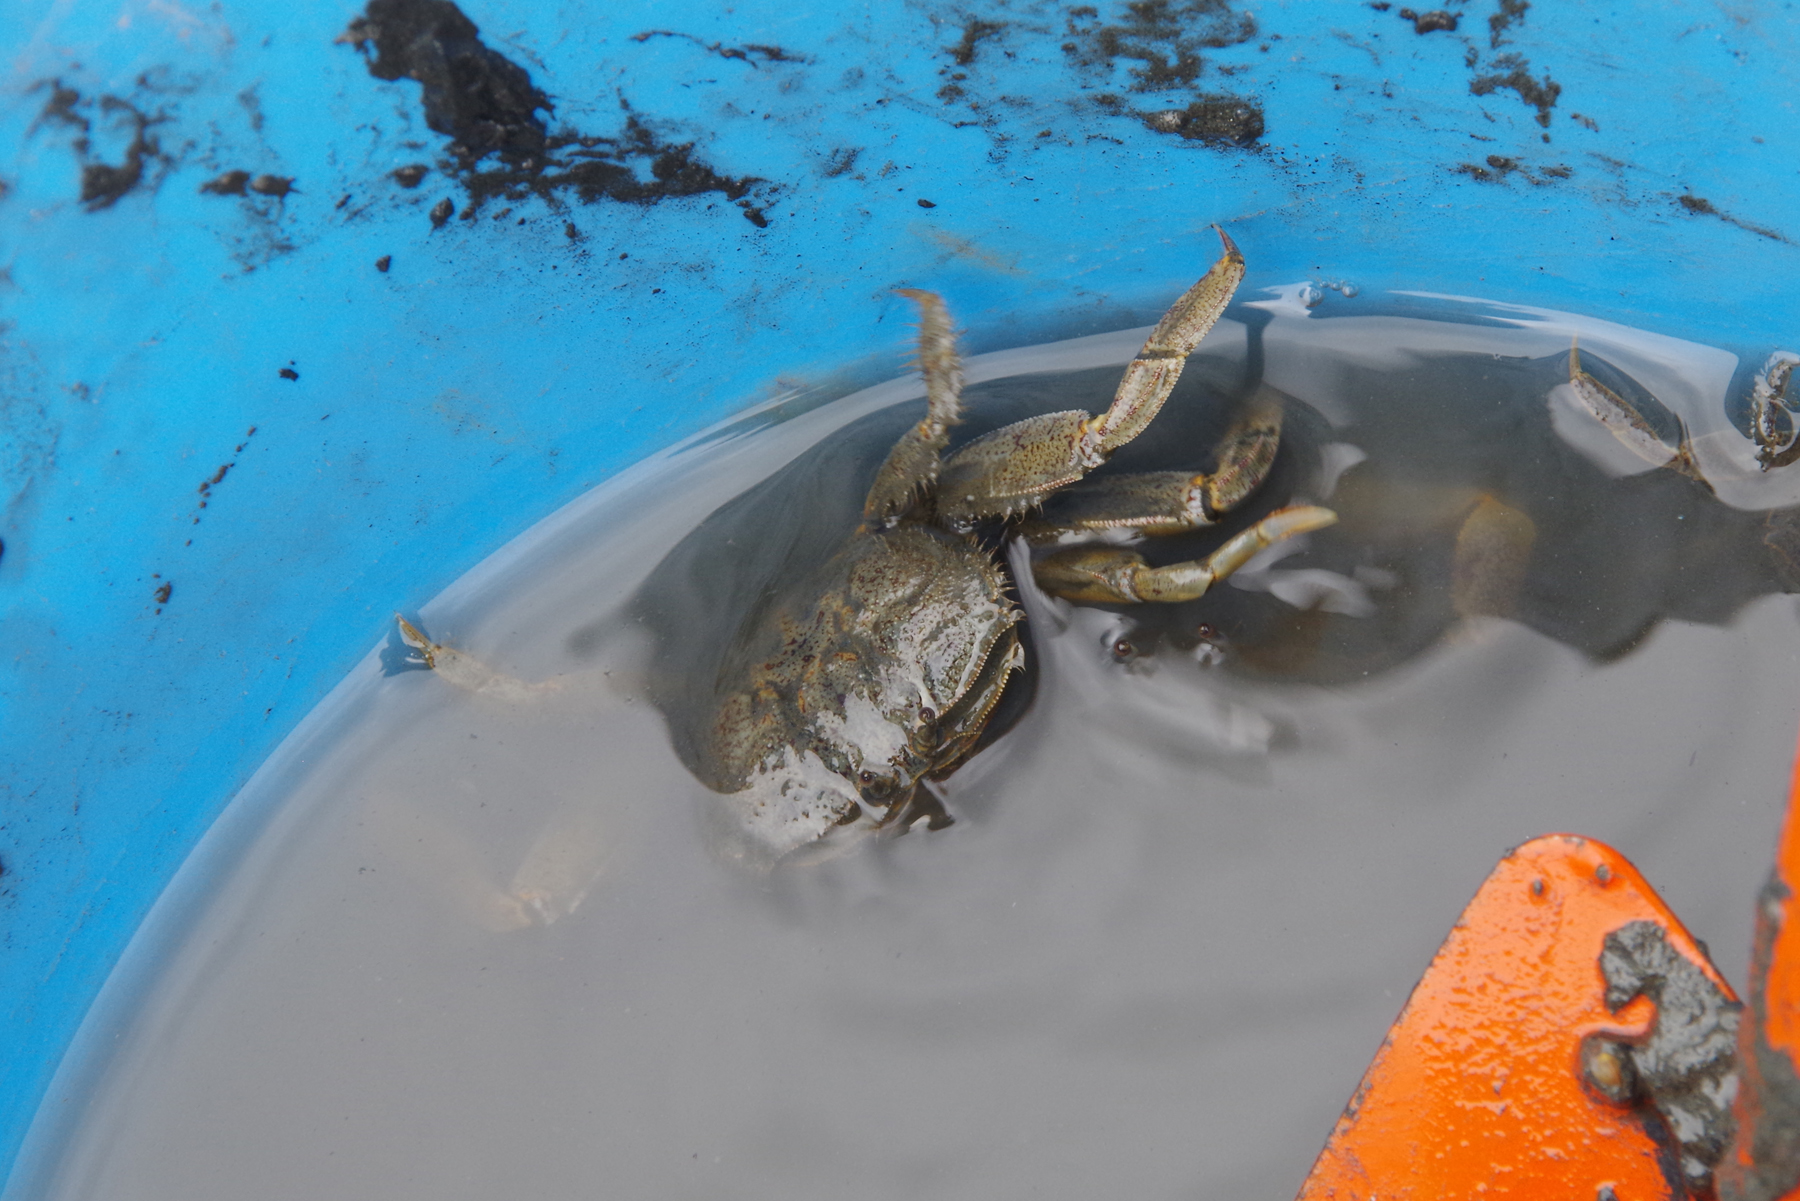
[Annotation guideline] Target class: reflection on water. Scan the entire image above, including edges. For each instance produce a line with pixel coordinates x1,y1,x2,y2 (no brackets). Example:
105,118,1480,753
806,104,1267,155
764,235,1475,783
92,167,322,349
21,294,1800,1201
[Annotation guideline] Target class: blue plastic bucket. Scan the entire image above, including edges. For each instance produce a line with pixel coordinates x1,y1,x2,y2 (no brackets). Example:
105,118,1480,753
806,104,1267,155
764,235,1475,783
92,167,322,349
3,0,1797,1189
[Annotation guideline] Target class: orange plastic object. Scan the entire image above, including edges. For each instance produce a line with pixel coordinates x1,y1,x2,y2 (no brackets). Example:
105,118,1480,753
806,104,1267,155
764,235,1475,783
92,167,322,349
1718,735,1800,1201
1294,834,1736,1201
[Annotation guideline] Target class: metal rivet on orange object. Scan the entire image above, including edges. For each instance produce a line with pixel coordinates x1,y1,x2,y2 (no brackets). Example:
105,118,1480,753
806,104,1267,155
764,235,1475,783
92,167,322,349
1718,730,1800,1201
1293,834,1737,1201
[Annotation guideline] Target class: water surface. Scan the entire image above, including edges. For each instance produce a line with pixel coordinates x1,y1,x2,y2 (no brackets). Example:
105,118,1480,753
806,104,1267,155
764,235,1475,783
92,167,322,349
22,292,1800,1201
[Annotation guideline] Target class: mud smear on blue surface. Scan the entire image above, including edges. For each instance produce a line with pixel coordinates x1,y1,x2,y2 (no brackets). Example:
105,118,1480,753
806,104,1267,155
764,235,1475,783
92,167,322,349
927,1,1267,149
1487,0,1530,47
187,427,257,528
1677,194,1791,246
1470,52,1562,129
28,81,170,211
1063,1,1266,145
948,18,1007,66
1064,0,1258,90
629,29,804,67
1453,154,1572,185
341,0,774,227
194,165,300,269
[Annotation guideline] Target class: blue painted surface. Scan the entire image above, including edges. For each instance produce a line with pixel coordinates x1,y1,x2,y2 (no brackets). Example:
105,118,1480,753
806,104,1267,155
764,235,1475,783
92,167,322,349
0,0,1796,1182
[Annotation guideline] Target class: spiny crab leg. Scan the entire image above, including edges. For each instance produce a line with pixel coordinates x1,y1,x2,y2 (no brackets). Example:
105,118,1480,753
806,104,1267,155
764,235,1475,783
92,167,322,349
1567,338,1709,488
936,227,1246,524
862,288,964,526
1032,504,1338,604
395,614,556,701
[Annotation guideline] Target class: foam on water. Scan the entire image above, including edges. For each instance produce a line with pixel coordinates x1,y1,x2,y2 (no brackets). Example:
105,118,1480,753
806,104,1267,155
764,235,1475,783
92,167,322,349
16,291,1800,1200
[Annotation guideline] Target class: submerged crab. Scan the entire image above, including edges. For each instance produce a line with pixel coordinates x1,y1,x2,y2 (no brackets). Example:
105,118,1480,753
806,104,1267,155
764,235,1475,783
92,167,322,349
688,229,1335,857
398,230,1335,860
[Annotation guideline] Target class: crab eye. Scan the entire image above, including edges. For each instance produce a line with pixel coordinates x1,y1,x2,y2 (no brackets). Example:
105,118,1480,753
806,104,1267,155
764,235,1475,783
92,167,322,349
918,706,936,724
857,770,896,800
1195,623,1220,641
1111,638,1137,661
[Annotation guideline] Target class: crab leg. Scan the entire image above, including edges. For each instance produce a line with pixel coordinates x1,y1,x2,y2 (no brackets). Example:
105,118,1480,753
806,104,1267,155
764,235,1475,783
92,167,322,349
1032,504,1337,603
1090,225,1247,453
863,288,964,525
1567,339,1710,488
1021,394,1282,540
936,227,1246,524
395,615,554,701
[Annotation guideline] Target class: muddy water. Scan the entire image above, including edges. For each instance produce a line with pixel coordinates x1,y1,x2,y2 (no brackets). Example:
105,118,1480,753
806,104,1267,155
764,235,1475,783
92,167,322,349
23,292,1800,1200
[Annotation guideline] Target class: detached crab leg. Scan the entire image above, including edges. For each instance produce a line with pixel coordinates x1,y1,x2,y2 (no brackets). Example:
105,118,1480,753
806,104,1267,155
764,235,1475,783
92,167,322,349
936,227,1246,524
863,288,964,526
1032,504,1337,603
1567,339,1709,488
395,615,554,702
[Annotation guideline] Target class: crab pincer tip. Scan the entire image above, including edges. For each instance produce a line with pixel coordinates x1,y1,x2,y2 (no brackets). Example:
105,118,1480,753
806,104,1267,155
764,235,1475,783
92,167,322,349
1212,224,1243,260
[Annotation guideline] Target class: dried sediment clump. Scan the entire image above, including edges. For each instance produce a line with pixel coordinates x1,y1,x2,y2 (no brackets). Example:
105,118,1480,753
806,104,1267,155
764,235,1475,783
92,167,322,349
340,0,771,225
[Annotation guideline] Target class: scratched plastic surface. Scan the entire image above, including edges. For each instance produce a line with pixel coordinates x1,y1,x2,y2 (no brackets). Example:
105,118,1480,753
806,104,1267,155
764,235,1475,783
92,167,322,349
16,297,1800,1200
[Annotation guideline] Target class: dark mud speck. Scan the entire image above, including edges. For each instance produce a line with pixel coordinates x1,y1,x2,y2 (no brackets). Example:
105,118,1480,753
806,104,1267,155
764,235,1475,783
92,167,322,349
375,254,392,271
917,197,937,208
280,366,300,381
1142,94,1265,146
392,163,430,187
429,196,454,226
1397,7,1458,32
248,174,294,198
200,169,252,196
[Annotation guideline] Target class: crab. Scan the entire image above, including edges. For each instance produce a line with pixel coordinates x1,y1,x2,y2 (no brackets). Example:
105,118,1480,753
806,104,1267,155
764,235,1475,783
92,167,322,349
683,228,1336,858
398,229,1335,860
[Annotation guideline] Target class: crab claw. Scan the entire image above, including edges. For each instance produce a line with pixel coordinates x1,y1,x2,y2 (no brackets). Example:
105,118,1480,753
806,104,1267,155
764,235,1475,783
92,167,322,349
1034,504,1338,604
